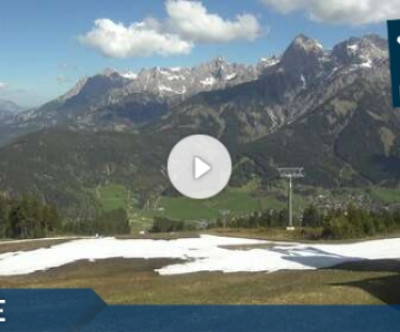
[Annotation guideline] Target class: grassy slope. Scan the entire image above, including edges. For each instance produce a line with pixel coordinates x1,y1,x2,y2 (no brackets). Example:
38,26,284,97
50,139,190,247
1,235,400,305
94,183,400,235
95,183,305,227
369,187,400,205
94,184,128,212
0,257,398,305
0,239,73,254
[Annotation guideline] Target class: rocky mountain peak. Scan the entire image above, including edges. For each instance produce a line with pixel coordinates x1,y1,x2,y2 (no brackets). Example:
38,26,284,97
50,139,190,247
119,71,138,80
280,34,325,79
59,77,89,102
101,68,118,76
209,56,226,66
19,33,389,136
0,100,23,124
0,99,22,114
284,34,324,56
332,34,388,68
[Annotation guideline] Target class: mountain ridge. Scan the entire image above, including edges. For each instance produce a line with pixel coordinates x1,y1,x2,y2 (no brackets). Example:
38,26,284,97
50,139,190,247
0,33,397,216
1,34,388,140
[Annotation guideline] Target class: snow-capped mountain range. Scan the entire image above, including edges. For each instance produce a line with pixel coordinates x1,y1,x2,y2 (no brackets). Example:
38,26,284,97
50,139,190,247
1,34,390,139
59,56,263,102
0,33,398,204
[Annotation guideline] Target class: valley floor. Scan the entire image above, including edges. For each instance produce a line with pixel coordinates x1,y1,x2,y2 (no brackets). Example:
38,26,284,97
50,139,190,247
0,234,400,305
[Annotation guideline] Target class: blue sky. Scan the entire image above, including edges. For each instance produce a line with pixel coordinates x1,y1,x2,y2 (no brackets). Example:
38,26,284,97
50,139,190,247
0,0,391,107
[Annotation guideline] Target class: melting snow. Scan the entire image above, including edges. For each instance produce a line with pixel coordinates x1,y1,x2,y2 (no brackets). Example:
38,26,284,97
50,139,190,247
158,69,185,81
167,75,185,81
267,109,279,128
360,60,373,68
347,44,359,52
329,67,340,78
225,73,237,81
159,85,186,94
120,71,138,80
1,235,400,276
260,58,280,68
200,77,216,86
158,85,174,93
300,74,307,88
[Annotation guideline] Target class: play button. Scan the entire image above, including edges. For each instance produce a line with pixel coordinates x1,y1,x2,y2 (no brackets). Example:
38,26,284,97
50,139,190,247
167,135,232,199
194,157,212,180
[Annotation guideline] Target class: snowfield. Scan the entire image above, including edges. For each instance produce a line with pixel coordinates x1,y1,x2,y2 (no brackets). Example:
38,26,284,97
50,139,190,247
0,235,400,276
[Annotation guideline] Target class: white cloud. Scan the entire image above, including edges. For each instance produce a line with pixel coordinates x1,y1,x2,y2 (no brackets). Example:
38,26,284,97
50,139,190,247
79,1,262,58
79,18,193,58
166,0,261,42
0,82,8,90
261,0,400,25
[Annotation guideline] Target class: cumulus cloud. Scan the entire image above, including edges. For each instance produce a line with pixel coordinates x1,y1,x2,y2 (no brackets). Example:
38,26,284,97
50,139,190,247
79,0,262,58
166,0,261,42
79,18,193,58
261,0,400,25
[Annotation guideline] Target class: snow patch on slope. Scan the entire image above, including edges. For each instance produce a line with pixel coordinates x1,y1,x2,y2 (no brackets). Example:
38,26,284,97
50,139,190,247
0,235,264,276
1,235,400,277
120,71,138,80
200,77,216,86
225,73,237,81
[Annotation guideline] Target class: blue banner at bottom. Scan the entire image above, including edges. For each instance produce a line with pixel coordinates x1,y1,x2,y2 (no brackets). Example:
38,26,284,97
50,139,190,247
0,289,399,332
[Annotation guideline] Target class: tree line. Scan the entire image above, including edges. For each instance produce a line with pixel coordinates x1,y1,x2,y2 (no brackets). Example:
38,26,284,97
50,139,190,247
0,195,131,239
150,217,199,233
321,205,400,239
63,209,130,236
150,204,400,240
0,195,61,239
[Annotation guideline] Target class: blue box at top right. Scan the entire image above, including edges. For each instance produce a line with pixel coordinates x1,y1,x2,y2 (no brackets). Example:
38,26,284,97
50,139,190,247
387,20,400,107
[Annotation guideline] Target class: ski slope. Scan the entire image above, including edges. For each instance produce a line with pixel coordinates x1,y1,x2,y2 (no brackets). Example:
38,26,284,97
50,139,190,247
0,235,399,276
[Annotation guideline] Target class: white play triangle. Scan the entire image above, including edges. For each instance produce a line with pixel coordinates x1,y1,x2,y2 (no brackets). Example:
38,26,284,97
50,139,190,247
193,156,212,180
